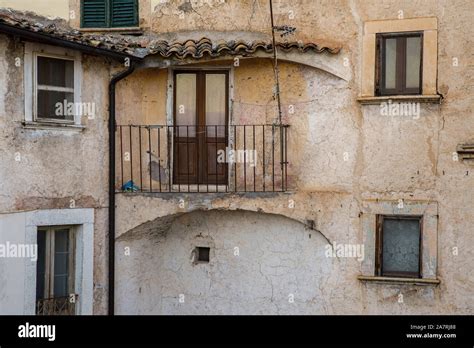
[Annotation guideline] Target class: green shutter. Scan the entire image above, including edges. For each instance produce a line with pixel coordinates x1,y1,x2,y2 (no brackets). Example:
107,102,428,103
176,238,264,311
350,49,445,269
110,0,138,28
81,0,108,28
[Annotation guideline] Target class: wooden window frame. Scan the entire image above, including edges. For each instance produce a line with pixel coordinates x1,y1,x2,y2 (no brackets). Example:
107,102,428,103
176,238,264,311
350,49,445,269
33,52,76,124
81,0,139,29
375,215,423,279
24,43,83,128
37,226,76,300
376,32,423,96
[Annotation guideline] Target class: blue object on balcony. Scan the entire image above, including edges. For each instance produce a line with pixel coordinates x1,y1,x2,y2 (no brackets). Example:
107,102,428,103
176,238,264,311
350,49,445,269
122,180,139,192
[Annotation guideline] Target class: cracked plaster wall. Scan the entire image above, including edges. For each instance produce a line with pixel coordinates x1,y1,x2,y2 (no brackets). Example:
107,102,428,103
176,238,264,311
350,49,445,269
0,0,473,314
116,210,343,314
0,34,114,314
115,0,474,314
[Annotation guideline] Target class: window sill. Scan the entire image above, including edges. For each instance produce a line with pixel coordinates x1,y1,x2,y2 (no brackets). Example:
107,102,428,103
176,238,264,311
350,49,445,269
358,275,440,285
22,121,85,131
357,95,442,105
79,27,142,35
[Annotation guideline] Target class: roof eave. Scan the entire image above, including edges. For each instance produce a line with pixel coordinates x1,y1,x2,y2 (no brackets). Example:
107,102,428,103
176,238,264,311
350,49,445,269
0,23,142,62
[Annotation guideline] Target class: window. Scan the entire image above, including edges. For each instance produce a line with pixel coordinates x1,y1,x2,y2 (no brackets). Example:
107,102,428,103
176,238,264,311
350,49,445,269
375,215,422,278
360,18,438,101
36,227,76,315
81,0,139,28
24,43,82,127
35,55,75,122
194,247,210,263
360,201,438,283
376,33,423,96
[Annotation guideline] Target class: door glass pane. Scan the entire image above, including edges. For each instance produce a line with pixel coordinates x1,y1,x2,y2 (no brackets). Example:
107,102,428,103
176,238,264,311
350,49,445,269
382,218,420,275
36,230,47,300
54,229,70,297
175,73,196,137
406,36,422,89
206,74,226,137
384,38,397,89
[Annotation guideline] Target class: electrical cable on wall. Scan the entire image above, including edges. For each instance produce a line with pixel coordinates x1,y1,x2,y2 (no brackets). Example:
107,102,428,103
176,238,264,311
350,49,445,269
269,0,282,126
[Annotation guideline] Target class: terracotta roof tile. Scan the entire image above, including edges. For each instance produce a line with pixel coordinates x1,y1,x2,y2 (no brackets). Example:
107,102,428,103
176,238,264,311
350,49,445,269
147,38,339,59
0,8,341,59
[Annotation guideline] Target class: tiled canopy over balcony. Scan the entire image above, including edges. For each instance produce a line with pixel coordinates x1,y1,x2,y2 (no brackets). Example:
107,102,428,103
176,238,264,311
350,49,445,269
0,8,342,193
0,8,340,59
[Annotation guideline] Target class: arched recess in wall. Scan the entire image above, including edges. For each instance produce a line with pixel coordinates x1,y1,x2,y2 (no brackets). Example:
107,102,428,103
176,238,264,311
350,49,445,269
115,209,341,315
117,208,324,242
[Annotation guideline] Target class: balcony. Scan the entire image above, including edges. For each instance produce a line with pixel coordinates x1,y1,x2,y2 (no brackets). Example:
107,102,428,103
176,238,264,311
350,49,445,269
36,296,76,315
116,124,289,193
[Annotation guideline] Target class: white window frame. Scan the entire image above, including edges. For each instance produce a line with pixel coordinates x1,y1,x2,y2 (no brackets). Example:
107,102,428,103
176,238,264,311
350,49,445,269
34,53,75,124
24,43,83,126
25,209,94,315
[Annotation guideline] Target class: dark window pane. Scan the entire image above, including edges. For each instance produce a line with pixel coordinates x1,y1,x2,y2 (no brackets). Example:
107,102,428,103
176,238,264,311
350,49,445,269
37,56,74,88
36,230,47,300
384,38,397,89
54,275,68,297
54,230,69,297
37,90,74,120
54,229,69,253
196,247,210,262
406,36,422,88
382,218,420,276
54,252,69,275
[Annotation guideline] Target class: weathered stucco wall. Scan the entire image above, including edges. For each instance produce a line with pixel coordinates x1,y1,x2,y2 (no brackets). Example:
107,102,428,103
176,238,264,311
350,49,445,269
0,0,69,19
116,210,342,314
0,34,112,314
0,0,473,315
115,0,474,314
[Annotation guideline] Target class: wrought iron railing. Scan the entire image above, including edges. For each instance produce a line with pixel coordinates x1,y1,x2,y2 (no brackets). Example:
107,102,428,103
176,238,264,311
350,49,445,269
36,296,76,315
116,124,289,193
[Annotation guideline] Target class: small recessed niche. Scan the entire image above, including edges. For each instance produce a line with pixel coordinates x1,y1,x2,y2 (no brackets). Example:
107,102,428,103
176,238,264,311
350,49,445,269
194,247,210,263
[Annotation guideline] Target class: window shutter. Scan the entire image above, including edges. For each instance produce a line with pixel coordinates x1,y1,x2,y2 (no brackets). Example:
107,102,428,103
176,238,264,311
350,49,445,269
81,0,108,28
110,0,138,27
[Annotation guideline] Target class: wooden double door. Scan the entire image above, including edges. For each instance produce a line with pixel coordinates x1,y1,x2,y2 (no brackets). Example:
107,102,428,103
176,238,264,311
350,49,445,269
173,70,229,185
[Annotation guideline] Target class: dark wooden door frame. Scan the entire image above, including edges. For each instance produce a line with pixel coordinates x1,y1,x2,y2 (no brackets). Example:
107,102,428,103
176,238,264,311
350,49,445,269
173,69,229,185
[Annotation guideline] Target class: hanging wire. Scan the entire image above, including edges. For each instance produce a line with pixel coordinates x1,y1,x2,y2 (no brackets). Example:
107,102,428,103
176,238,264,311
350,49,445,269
269,0,282,126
